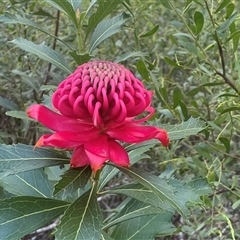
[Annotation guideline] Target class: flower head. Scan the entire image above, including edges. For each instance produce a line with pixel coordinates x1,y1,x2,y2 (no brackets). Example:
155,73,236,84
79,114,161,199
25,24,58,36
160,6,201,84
27,60,169,173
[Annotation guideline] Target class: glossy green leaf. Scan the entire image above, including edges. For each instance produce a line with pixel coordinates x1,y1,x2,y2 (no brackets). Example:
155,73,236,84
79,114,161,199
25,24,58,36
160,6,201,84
0,169,53,198
54,188,103,239
216,11,238,32
215,0,230,13
11,38,72,73
69,51,92,65
173,86,183,108
194,11,204,35
45,0,77,27
89,13,131,53
0,144,69,178
0,96,18,110
53,166,92,199
115,51,147,63
5,110,29,120
86,0,124,37
139,24,159,37
0,196,69,240
162,117,206,141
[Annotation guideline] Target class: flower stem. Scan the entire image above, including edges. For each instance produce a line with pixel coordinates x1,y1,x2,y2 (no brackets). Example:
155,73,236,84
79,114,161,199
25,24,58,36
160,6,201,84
92,169,102,194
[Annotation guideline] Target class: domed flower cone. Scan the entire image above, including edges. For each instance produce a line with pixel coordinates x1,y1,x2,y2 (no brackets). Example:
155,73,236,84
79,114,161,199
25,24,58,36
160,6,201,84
27,61,169,173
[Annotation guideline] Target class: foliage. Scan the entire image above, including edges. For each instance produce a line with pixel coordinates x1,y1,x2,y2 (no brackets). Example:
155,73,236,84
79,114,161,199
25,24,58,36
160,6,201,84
0,0,240,239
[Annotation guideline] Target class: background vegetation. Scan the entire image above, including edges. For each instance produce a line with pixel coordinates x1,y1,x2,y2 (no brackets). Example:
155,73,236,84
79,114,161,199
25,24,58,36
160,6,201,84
0,0,240,239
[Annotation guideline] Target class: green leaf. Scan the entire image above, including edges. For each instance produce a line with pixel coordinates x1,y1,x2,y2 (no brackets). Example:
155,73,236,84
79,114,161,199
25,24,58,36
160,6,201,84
5,110,29,120
103,198,169,229
139,24,159,37
40,85,57,91
216,11,238,32
89,13,131,53
226,3,235,18
54,188,103,239
161,117,206,141
69,51,92,65
220,106,240,115
164,56,181,68
225,30,240,43
179,101,189,120
104,183,173,212
67,0,82,11
33,7,56,17
101,231,115,240
187,82,223,96
98,144,152,190
194,11,204,35
179,40,199,55
86,0,124,37
0,169,53,198
0,196,69,240
11,38,72,74
0,144,69,178
0,13,71,49
136,59,150,81
113,167,188,217
219,137,230,153
215,0,230,13
111,211,175,239
11,69,39,91
53,166,92,199
0,96,18,110
115,51,147,63
45,0,77,27
159,0,172,9
173,86,182,109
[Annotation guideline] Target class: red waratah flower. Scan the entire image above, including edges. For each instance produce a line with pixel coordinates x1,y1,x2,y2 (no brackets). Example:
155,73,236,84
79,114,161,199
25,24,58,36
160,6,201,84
27,60,169,173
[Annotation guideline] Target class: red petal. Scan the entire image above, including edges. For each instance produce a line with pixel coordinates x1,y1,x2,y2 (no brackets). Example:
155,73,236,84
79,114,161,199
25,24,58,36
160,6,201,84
84,135,110,172
70,146,91,168
27,104,93,132
108,140,130,166
84,150,107,173
107,123,169,146
84,135,109,158
35,133,83,149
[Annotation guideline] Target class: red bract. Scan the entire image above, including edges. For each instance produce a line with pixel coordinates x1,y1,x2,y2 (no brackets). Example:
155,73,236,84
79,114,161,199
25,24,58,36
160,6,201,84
27,61,169,173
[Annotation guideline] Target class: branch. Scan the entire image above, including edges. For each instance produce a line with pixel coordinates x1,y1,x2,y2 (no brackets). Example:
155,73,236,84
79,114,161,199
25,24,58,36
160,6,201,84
40,10,60,98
